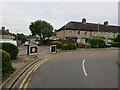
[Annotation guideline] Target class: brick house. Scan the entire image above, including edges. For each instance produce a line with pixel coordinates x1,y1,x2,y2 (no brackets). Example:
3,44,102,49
55,18,120,43
0,27,16,40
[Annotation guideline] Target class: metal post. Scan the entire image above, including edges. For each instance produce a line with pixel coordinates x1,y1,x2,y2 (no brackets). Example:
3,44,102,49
27,45,29,55
97,23,100,48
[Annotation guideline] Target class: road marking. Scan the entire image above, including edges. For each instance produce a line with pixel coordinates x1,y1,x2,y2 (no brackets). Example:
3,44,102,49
82,59,88,76
19,52,73,89
89,53,95,56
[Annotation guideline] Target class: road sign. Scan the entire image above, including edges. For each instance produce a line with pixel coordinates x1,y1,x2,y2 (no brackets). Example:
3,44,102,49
77,39,80,44
50,45,57,53
27,45,38,55
29,46,38,55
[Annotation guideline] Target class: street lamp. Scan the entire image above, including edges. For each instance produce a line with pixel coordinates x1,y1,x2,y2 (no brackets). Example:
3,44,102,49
97,23,100,48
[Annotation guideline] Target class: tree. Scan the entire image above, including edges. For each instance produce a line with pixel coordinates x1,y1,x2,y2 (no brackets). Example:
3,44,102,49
114,34,120,42
29,20,53,44
15,33,27,43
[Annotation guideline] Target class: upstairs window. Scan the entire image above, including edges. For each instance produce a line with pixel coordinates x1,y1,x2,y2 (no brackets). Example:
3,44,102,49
77,30,80,34
84,31,88,35
94,32,97,36
68,30,72,34
104,32,107,36
110,32,112,36
101,32,103,36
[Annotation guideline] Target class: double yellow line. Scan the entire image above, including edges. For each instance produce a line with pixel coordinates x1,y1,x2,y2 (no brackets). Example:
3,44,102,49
18,56,54,90
18,52,72,90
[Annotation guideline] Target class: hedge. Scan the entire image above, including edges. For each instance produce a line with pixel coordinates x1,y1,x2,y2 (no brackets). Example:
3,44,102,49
51,41,63,49
88,38,106,48
0,50,15,77
108,42,120,47
62,44,77,50
0,42,19,59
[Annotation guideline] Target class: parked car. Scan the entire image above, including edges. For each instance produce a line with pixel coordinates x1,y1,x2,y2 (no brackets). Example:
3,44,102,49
106,43,111,48
24,41,29,46
35,41,41,46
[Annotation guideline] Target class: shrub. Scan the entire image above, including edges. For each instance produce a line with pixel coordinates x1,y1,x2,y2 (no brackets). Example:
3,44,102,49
0,42,19,59
114,34,120,42
108,42,120,47
62,44,76,50
0,50,15,77
66,37,74,40
88,38,106,48
77,43,85,48
51,41,63,49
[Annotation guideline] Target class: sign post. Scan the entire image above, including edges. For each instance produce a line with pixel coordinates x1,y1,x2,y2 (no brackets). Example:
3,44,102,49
27,45,38,55
50,45,57,53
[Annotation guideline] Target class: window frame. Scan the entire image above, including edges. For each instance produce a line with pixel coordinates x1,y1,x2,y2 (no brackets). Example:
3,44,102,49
77,30,80,35
68,30,72,34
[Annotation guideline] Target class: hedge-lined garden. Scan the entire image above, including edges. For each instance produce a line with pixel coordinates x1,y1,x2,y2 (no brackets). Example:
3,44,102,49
88,38,106,48
51,41,77,50
108,42,120,47
0,42,19,60
1,50,15,77
0,42,19,78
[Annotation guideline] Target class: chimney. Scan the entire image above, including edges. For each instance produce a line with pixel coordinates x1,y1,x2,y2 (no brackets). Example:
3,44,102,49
82,18,86,24
6,29,9,32
2,27,5,30
104,21,109,26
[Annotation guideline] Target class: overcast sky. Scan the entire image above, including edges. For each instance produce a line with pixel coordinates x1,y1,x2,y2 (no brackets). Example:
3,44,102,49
0,1,119,35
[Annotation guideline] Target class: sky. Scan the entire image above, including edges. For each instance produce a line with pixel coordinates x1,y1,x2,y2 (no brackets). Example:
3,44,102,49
0,0,119,35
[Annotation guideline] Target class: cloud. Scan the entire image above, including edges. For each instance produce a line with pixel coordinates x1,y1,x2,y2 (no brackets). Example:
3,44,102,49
1,2,118,35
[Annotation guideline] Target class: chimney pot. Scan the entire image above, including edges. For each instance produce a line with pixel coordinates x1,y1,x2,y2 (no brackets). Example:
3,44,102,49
6,29,9,32
2,27,5,30
104,21,108,26
82,18,86,24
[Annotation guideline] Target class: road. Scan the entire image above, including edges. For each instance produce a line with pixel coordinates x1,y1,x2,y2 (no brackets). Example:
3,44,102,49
14,49,118,88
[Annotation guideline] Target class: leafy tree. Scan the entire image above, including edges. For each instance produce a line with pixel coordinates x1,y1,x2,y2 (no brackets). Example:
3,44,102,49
114,34,120,42
15,33,27,43
29,20,53,44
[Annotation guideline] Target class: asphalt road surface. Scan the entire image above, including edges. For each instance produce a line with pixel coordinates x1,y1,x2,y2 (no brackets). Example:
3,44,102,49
15,49,118,88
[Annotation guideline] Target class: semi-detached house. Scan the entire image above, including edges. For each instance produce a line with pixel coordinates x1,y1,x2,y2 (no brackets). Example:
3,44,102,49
55,18,120,43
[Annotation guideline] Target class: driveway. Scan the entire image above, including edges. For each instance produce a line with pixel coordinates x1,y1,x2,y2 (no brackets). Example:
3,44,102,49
14,49,119,88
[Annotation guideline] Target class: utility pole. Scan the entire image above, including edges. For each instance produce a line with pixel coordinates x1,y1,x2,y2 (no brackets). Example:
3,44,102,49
97,23,100,48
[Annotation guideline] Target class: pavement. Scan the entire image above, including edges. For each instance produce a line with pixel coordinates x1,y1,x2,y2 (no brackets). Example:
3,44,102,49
12,48,119,89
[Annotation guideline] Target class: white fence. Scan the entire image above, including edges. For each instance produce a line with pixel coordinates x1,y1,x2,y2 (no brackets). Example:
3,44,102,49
0,39,17,46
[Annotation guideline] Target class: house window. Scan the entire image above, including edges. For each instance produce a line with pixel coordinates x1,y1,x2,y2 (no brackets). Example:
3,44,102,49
104,32,107,36
101,32,103,36
94,32,97,36
77,30,80,34
110,32,112,36
84,31,88,35
68,30,72,34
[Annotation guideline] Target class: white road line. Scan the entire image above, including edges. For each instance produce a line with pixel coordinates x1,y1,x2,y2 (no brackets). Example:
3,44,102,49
89,53,95,56
82,59,88,76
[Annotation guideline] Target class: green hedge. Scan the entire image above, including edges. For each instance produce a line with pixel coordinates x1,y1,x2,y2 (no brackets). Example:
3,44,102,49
0,43,19,59
62,44,77,50
108,42,120,47
51,41,63,49
88,38,106,48
1,50,15,77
